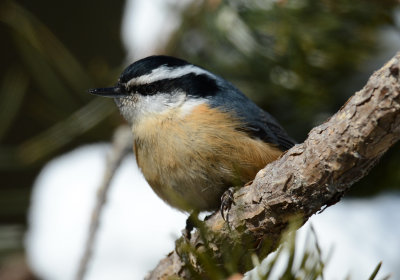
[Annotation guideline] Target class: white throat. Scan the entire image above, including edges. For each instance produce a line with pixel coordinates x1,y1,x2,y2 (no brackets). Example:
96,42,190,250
115,91,206,127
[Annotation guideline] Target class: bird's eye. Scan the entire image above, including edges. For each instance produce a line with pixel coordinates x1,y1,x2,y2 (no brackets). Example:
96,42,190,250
140,84,155,95
147,85,155,94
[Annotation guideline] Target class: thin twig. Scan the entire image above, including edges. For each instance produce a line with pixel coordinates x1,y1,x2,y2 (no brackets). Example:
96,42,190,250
75,125,132,280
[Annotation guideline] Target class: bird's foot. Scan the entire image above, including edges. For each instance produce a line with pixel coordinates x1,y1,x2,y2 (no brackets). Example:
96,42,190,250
220,187,237,223
182,211,199,240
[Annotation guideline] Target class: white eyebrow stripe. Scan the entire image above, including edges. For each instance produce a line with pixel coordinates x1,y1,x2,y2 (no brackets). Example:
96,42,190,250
125,65,214,87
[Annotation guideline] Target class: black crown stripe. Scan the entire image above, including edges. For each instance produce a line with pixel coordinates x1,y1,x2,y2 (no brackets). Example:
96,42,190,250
120,56,190,82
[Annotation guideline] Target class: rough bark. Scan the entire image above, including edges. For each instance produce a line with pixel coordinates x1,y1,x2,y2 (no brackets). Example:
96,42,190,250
146,52,400,279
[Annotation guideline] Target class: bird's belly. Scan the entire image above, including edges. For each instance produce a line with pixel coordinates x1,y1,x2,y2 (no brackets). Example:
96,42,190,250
132,104,283,211
135,136,229,211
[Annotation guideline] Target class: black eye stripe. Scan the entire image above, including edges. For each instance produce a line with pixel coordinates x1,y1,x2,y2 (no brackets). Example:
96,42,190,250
141,84,156,94
129,83,160,95
129,73,220,97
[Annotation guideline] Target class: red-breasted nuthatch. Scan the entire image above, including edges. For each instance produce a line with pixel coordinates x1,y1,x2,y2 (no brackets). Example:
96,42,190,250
89,56,295,212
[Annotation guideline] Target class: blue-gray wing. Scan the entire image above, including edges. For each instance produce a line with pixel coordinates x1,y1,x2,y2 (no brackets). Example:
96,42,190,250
210,79,296,151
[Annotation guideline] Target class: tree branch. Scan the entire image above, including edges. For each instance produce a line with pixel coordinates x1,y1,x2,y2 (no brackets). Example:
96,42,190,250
146,52,400,279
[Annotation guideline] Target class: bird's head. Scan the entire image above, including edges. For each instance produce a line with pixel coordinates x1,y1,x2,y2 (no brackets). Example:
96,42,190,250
89,55,221,125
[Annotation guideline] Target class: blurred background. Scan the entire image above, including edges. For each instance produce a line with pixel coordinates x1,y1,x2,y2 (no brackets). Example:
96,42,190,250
0,0,400,279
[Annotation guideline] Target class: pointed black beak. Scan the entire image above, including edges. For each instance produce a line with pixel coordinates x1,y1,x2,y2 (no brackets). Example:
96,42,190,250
88,86,127,98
